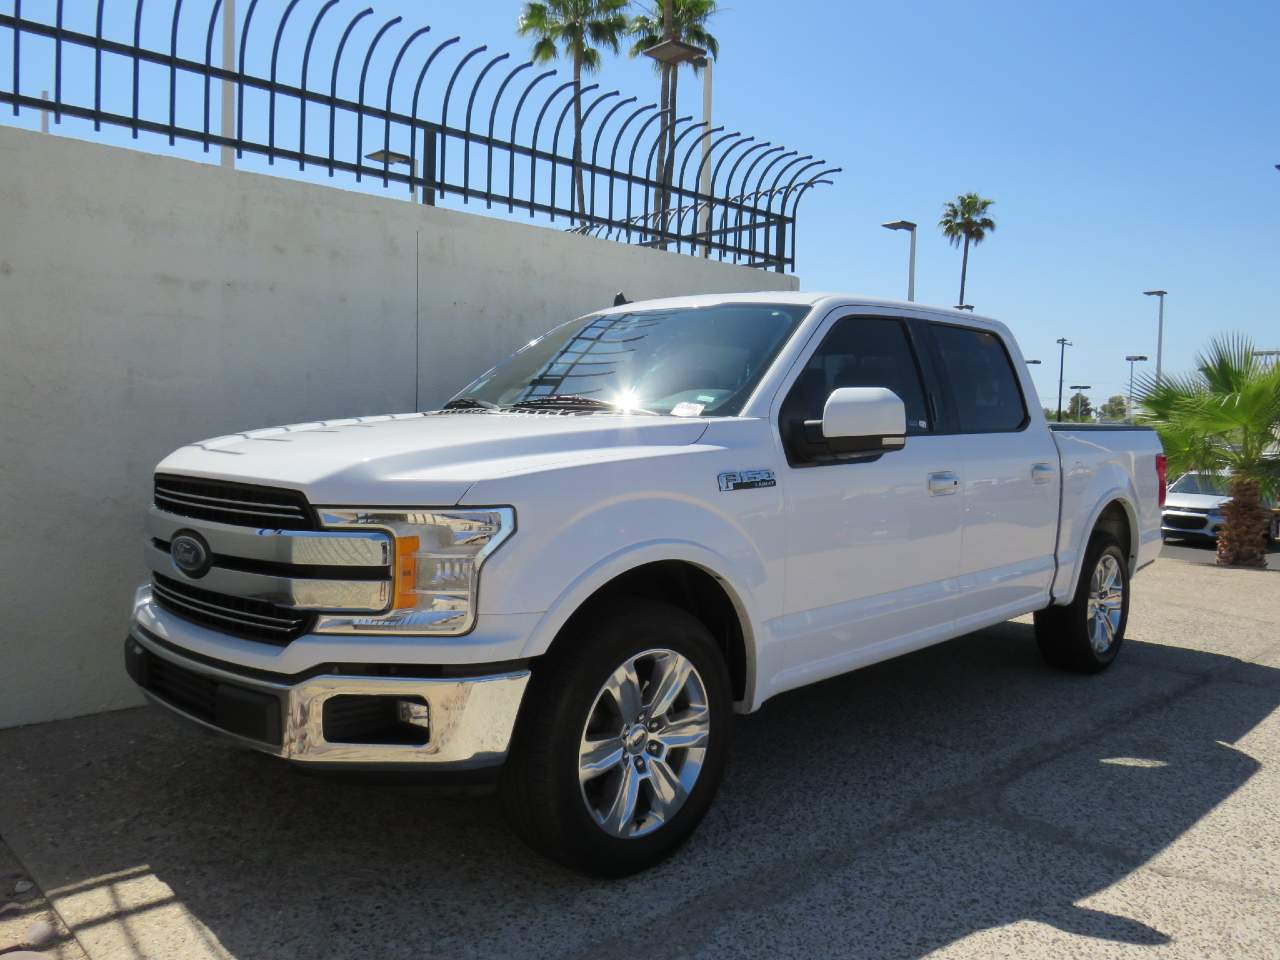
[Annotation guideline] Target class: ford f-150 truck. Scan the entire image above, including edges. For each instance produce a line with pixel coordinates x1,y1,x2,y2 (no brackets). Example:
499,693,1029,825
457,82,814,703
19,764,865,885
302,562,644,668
125,293,1165,875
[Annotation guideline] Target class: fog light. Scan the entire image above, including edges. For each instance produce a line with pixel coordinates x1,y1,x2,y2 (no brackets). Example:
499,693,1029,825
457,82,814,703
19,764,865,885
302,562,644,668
397,699,430,732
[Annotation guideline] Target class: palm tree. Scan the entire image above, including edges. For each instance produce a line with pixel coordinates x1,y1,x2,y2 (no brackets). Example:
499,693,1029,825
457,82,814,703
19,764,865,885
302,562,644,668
1139,334,1280,567
629,1,720,229
938,193,996,306
519,0,630,222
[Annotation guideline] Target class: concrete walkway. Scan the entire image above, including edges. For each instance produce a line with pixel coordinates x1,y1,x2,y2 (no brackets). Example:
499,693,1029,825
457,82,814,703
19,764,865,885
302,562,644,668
1,560,1278,959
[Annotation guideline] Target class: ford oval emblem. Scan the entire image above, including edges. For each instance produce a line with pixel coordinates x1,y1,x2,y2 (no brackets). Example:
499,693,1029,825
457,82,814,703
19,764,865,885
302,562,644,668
171,532,212,578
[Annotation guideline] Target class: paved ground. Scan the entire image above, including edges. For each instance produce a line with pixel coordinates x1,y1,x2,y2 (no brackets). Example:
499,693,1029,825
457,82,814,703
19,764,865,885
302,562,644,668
1,559,1279,960
1161,535,1280,570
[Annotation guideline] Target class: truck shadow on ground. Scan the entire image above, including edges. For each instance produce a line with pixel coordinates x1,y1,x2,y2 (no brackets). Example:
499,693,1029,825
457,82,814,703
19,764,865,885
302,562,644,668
3,622,1275,959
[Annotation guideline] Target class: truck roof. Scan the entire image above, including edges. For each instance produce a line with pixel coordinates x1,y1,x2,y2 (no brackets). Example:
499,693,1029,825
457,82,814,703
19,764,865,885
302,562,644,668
598,291,1003,328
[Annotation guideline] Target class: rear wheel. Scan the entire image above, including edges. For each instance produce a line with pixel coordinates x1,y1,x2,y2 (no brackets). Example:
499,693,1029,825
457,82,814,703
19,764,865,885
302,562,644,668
500,600,731,877
1035,534,1129,673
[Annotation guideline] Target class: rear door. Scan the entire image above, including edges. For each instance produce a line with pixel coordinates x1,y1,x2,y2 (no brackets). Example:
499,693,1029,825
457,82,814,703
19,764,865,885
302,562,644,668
924,321,1060,625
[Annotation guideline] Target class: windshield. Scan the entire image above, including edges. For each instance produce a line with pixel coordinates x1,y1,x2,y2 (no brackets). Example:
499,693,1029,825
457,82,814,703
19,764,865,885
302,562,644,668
451,303,810,417
1169,473,1230,496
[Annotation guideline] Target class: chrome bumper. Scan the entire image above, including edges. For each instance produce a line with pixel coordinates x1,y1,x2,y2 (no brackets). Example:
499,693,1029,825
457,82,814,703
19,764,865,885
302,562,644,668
126,629,530,769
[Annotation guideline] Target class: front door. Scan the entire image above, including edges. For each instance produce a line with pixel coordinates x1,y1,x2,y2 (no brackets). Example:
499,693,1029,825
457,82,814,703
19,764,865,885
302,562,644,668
769,313,965,695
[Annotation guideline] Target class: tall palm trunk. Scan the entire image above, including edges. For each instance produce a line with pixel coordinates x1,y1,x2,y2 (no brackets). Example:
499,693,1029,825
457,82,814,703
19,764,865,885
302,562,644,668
1219,475,1269,567
662,64,680,240
958,234,970,306
654,62,671,243
572,55,587,223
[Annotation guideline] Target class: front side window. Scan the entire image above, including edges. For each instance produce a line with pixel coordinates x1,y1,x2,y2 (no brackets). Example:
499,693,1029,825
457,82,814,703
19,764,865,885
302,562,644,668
930,324,1028,433
779,315,932,434
452,303,809,417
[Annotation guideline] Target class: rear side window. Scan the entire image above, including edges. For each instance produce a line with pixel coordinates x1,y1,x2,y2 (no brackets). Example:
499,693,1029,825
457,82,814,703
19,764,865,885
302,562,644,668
930,324,1028,433
780,316,931,434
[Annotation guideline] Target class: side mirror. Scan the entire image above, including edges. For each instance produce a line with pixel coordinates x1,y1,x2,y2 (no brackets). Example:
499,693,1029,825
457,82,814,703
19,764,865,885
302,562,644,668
785,387,908,463
822,387,907,453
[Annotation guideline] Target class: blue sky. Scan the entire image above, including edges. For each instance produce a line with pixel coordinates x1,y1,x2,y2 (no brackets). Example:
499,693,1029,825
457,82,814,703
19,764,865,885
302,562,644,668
4,0,1278,411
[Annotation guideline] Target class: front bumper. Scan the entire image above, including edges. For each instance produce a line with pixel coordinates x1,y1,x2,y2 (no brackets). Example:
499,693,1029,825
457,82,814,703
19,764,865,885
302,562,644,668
125,628,530,769
1161,509,1221,539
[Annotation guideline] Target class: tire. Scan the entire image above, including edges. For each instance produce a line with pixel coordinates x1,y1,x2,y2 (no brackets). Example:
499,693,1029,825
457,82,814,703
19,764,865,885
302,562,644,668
1034,534,1130,673
500,599,732,877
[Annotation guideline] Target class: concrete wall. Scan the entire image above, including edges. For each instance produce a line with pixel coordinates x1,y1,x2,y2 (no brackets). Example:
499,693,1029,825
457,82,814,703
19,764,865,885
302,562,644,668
0,126,797,729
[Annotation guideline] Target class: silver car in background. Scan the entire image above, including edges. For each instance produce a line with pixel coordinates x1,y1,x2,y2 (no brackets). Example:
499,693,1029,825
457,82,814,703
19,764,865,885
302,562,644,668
1161,471,1279,542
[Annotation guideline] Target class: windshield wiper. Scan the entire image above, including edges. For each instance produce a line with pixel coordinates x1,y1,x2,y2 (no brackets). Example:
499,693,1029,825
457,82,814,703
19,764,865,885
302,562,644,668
442,397,501,411
508,394,657,415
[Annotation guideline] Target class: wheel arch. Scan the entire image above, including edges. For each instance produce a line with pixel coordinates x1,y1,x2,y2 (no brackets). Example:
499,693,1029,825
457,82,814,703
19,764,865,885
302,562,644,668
521,545,758,706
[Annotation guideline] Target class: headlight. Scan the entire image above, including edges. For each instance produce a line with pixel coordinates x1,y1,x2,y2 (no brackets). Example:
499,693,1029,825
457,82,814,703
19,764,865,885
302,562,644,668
312,507,514,635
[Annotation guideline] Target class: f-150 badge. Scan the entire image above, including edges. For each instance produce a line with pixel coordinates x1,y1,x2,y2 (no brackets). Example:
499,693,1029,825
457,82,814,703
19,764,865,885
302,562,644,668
718,469,776,492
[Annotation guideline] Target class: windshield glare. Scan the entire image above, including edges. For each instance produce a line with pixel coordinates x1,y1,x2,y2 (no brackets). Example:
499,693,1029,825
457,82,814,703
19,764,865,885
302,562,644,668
453,303,809,417
1169,473,1229,496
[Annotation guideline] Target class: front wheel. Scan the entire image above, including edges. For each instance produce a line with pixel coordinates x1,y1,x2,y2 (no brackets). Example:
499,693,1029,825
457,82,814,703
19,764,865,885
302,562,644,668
500,600,731,877
1034,535,1130,673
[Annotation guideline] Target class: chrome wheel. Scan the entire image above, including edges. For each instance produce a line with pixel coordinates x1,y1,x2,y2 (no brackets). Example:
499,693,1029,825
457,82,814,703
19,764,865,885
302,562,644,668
1086,554,1124,655
578,648,711,839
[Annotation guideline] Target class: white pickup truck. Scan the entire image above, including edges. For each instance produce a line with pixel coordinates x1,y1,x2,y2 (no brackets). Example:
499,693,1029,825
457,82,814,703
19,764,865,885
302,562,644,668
126,293,1165,875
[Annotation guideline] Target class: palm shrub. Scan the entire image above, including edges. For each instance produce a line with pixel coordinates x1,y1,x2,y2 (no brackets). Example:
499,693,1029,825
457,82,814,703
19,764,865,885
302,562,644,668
1138,334,1280,567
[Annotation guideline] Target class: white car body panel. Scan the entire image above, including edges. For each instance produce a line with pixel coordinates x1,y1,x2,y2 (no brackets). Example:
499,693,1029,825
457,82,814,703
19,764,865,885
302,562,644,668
136,293,1164,716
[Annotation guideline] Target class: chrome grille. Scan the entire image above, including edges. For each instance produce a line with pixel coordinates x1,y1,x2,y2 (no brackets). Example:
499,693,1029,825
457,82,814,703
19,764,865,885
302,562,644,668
151,573,313,645
154,474,314,530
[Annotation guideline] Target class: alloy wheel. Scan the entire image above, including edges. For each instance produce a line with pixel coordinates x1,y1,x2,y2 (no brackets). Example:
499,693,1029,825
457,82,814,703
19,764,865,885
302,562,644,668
1086,554,1124,655
577,648,711,839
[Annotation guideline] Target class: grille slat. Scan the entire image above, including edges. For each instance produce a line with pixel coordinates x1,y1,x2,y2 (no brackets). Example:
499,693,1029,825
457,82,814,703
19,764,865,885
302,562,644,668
152,574,313,645
154,474,314,530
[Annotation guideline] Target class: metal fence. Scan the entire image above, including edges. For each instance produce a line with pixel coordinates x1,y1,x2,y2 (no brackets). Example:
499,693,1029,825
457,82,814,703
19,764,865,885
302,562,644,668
0,1,839,271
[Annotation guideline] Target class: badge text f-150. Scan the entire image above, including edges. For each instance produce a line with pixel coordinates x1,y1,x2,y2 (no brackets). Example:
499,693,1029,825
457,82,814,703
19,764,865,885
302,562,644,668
125,293,1165,876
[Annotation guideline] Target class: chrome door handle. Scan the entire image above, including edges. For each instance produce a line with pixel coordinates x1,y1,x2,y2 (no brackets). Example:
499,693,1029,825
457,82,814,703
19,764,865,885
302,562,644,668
928,471,960,496
1031,462,1057,484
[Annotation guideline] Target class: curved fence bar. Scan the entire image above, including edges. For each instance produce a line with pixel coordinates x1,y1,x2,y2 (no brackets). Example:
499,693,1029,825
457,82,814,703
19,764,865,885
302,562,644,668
409,35,460,194
380,25,432,186
354,17,402,182
529,78,577,218
607,102,655,224
485,60,532,206
131,0,145,138
550,83,598,222
167,0,184,145
626,107,671,239
439,44,487,200
328,8,374,176
507,68,556,212
298,0,340,170
0,2,836,272
235,0,260,157
200,0,221,148
266,0,304,164
461,52,509,200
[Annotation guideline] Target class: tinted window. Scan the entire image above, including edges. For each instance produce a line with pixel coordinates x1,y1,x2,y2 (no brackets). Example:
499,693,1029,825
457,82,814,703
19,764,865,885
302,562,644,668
930,324,1027,432
780,316,931,434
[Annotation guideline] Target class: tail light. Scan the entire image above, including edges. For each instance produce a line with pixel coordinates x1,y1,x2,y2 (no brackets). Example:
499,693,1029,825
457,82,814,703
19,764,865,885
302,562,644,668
1156,454,1168,506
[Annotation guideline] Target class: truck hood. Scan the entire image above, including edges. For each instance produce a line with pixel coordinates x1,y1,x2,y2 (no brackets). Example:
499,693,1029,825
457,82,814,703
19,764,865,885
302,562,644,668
156,412,709,506
1164,492,1228,512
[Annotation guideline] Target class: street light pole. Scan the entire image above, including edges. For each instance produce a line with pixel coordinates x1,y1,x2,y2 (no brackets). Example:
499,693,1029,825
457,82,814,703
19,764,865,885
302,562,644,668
1125,354,1148,423
1055,337,1072,423
1144,290,1167,382
881,220,917,301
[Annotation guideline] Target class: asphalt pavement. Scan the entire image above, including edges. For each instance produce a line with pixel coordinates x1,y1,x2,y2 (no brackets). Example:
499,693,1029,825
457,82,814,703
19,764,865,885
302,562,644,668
1,560,1279,959
1161,535,1280,570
